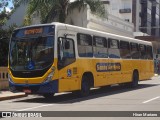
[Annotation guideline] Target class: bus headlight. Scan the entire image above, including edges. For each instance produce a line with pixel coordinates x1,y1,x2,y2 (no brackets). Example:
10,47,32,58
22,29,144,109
44,67,56,83
8,74,14,84
44,72,54,83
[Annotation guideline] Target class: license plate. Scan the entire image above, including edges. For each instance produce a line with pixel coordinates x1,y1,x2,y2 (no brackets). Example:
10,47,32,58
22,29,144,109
23,89,31,93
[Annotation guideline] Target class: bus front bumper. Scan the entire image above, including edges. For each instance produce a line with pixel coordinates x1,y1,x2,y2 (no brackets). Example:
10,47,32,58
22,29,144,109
9,80,58,94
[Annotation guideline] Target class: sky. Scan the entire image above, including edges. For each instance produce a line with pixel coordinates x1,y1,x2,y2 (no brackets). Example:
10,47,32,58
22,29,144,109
7,1,14,11
0,0,13,12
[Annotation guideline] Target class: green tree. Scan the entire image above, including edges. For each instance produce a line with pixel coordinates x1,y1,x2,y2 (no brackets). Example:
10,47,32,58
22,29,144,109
0,0,19,66
22,0,105,25
0,8,9,28
0,24,17,66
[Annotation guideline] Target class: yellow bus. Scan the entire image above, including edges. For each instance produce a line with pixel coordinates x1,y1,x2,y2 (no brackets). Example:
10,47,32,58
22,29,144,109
8,22,154,98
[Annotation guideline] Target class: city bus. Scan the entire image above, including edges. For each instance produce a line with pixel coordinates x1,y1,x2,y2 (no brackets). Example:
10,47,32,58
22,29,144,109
8,22,154,98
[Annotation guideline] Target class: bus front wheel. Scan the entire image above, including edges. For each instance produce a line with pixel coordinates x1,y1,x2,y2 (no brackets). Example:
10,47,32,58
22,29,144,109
80,76,90,97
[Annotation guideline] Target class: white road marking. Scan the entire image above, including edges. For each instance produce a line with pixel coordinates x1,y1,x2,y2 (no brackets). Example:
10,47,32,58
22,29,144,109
143,96,160,104
16,94,82,111
16,104,55,111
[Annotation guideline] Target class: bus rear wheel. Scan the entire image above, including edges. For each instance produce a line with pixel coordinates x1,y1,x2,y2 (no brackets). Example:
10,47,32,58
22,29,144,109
131,71,139,88
43,93,55,99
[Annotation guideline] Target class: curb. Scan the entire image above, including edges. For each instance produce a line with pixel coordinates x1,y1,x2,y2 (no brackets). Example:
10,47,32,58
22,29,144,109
0,93,28,101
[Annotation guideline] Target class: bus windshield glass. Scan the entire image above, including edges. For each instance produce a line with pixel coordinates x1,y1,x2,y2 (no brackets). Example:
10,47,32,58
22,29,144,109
9,26,54,71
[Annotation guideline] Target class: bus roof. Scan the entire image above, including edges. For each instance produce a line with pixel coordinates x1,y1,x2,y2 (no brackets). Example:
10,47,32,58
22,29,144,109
15,22,152,45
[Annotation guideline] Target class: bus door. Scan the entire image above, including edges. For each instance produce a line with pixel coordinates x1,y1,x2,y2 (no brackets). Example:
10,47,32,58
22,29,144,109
57,31,79,92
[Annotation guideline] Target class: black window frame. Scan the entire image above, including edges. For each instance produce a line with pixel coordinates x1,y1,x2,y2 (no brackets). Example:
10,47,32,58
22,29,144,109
146,45,153,60
130,42,139,51
77,33,92,46
93,36,108,58
130,42,140,59
120,41,130,50
93,36,107,48
108,38,119,49
108,38,120,58
77,33,93,57
139,44,147,59
119,40,131,59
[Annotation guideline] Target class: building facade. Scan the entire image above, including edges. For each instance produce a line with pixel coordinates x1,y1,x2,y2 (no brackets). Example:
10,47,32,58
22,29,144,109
132,0,160,37
65,1,134,38
131,0,160,56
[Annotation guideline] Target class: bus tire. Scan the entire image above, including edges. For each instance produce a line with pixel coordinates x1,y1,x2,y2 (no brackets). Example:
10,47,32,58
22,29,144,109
131,71,139,88
43,93,54,99
80,75,90,97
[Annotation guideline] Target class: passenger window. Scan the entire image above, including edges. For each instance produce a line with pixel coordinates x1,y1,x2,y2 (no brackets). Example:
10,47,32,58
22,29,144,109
147,45,153,60
139,44,147,59
58,37,75,69
130,43,140,59
93,36,108,58
108,38,120,58
120,41,131,59
77,33,93,57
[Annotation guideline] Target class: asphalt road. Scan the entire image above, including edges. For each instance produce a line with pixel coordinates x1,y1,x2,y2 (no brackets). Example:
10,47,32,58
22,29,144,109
0,76,160,120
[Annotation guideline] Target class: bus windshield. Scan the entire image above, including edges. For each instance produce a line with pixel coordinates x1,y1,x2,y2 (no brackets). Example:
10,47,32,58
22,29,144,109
9,36,54,71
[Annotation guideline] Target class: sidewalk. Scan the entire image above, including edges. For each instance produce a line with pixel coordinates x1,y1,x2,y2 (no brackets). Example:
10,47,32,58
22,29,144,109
154,73,160,77
0,91,27,101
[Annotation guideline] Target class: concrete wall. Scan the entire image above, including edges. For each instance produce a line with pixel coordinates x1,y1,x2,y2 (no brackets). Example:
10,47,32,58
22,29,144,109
104,0,132,23
0,67,8,90
66,5,134,38
88,13,134,37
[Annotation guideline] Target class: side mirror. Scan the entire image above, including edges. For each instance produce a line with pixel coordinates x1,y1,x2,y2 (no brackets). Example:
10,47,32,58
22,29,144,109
65,41,70,49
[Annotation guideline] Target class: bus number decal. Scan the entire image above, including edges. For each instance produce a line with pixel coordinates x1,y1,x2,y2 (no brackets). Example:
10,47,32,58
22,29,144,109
96,63,121,72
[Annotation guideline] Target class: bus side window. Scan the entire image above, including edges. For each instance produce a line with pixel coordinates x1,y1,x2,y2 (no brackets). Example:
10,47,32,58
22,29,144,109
120,41,131,59
93,36,108,58
77,33,93,57
139,44,147,59
147,45,153,60
108,38,120,58
130,42,140,59
58,37,76,69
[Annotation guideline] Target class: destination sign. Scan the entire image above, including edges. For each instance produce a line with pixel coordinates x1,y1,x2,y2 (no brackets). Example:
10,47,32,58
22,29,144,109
24,28,43,35
96,63,121,72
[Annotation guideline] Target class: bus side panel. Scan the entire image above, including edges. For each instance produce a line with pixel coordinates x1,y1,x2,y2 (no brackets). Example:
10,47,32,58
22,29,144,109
139,60,154,81
93,58,110,87
107,59,123,84
58,62,80,92
118,60,132,83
